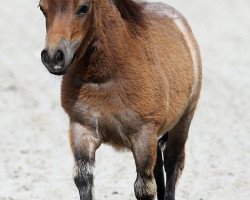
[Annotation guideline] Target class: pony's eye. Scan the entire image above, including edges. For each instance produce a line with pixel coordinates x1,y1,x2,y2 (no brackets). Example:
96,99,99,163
77,3,89,15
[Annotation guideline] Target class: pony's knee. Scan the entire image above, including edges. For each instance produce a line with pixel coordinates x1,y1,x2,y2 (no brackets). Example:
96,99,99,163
134,175,157,200
74,160,94,198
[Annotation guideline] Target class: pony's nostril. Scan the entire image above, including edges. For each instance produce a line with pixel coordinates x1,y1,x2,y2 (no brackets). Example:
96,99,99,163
41,49,50,64
54,50,64,64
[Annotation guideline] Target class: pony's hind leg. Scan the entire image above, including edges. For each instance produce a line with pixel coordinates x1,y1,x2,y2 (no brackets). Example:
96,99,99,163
163,110,195,200
69,122,101,200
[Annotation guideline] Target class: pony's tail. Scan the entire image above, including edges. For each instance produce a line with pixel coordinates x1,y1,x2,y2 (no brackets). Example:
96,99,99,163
153,133,168,200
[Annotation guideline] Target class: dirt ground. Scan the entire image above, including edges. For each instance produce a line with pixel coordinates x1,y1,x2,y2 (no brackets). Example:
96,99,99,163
0,0,249,199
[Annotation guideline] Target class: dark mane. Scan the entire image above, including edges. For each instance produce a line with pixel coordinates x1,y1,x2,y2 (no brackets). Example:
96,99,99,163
114,0,146,27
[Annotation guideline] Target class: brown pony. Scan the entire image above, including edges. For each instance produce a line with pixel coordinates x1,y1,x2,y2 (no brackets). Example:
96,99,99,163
39,0,202,199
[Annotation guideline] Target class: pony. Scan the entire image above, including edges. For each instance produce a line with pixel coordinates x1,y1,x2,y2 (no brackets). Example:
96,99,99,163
39,0,202,199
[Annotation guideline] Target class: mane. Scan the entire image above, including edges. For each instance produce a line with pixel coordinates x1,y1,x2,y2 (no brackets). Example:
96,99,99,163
114,0,146,27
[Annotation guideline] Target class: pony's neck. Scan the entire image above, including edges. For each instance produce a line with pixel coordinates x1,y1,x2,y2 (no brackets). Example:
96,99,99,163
69,0,145,84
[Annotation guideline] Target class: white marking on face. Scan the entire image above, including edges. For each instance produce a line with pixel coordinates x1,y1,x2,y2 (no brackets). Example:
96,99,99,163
174,18,199,100
53,65,62,70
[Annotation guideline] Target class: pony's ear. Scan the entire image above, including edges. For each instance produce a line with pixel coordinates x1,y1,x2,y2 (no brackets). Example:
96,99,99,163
114,0,146,26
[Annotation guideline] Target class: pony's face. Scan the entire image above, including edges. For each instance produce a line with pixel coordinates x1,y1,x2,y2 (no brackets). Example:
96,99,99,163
40,0,93,75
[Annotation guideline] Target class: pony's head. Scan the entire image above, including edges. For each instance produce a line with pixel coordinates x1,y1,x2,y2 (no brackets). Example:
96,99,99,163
40,0,95,75
39,0,145,75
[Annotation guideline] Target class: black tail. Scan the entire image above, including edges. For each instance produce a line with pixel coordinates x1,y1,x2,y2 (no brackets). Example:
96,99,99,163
154,133,168,200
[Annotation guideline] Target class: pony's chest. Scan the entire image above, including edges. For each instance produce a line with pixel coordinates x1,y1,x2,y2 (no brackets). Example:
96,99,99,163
72,99,141,148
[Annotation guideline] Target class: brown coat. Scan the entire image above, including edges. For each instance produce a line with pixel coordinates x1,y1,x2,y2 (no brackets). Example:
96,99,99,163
40,0,202,199
60,2,202,148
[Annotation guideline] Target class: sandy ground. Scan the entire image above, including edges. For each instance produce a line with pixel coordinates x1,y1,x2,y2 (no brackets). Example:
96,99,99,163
0,0,249,199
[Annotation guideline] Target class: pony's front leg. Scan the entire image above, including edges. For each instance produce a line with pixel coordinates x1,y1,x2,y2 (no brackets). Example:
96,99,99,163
69,122,101,200
130,124,158,200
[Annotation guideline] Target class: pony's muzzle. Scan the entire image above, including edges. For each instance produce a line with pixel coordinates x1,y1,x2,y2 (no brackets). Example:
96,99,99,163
41,39,79,76
41,48,67,75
